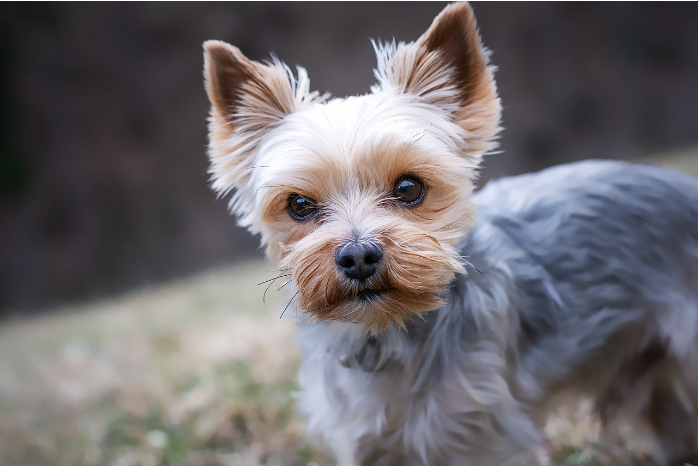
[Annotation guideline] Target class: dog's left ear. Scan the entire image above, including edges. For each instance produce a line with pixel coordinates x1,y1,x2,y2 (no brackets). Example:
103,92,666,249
373,2,501,159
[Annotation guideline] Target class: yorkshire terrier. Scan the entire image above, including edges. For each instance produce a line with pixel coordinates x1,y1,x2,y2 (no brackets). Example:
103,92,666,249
202,3,698,464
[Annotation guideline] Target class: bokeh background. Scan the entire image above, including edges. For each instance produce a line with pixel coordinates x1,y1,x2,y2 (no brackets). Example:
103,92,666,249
1,2,698,465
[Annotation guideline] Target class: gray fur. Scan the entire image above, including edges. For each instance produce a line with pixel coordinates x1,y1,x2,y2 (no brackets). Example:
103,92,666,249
296,160,698,464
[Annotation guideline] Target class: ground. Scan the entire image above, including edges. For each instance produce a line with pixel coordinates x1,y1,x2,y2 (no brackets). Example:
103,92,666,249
1,153,696,465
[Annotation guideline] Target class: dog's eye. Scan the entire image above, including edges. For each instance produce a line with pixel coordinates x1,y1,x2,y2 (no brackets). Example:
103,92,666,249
393,176,424,206
288,193,318,220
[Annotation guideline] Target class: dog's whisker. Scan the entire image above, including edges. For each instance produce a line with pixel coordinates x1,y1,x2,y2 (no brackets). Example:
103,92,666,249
406,133,428,149
406,126,432,148
436,215,474,232
257,273,290,285
294,288,300,324
280,290,299,319
263,276,284,302
255,184,280,193
277,279,293,291
261,272,293,302
462,259,483,275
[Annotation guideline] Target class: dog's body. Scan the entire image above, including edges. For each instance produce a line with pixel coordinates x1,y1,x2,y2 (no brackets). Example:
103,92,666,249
202,3,698,464
297,160,698,464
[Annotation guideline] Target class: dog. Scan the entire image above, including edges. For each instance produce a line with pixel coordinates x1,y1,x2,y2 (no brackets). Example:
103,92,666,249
201,3,698,464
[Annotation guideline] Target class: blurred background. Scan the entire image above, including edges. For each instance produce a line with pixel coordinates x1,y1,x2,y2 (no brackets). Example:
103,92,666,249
1,2,697,465
2,2,698,316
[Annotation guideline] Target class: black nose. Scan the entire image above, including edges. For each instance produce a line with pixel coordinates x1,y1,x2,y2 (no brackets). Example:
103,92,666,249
335,242,383,281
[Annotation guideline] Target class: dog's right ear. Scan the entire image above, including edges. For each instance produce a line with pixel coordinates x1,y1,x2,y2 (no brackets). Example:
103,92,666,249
204,41,255,124
204,41,301,132
203,41,321,229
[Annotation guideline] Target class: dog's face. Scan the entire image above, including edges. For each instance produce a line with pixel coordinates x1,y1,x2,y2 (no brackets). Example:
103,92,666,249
203,3,500,331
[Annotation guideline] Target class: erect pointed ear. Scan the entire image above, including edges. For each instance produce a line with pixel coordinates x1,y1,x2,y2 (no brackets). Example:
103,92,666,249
373,2,501,158
203,41,322,229
204,40,305,131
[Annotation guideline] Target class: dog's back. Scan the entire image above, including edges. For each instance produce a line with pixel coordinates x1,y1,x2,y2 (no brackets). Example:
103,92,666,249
468,159,698,462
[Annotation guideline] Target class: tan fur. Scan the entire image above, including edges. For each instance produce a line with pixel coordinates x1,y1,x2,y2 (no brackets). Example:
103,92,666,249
372,2,501,161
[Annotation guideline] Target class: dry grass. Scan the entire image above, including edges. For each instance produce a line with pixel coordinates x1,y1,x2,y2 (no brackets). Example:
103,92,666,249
0,262,636,467
1,150,696,465
0,262,334,465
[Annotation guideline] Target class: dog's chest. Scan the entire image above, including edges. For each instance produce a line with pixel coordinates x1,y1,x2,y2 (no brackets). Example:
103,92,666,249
294,322,420,456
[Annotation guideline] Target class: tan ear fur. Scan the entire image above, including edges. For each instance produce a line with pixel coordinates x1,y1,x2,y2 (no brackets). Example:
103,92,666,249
204,41,313,133
204,41,257,121
203,41,323,228
373,2,501,159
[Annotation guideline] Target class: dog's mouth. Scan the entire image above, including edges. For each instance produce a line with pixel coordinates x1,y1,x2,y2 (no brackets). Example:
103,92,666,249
353,288,393,302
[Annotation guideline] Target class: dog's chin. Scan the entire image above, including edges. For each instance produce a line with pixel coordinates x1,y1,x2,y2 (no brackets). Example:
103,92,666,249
302,287,445,332
353,288,393,302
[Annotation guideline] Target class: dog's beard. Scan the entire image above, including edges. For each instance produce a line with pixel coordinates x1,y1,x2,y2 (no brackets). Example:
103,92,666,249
281,223,464,332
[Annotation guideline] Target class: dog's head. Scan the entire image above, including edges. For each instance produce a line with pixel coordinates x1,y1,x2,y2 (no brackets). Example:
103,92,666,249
203,3,500,331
